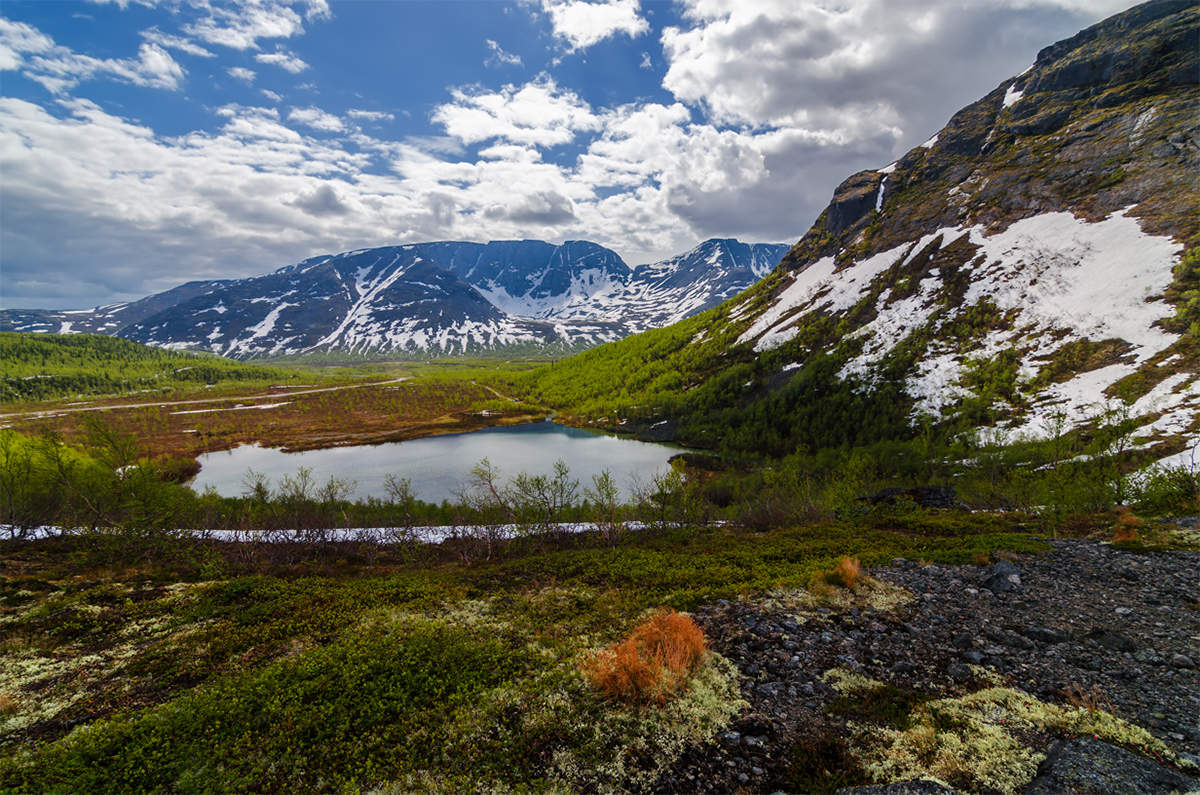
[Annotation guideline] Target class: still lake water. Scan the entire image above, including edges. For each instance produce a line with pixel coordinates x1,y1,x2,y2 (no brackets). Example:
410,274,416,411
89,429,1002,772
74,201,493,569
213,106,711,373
190,421,681,503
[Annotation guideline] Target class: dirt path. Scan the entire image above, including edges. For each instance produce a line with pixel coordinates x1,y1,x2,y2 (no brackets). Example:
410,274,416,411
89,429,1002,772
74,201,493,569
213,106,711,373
0,377,410,421
473,380,520,403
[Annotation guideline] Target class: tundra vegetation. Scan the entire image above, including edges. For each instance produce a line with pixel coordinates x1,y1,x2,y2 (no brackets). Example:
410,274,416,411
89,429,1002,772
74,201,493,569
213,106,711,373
1,333,1198,792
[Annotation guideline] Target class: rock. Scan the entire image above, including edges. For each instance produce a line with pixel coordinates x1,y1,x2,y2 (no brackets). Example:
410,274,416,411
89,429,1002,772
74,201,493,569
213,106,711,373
1025,738,1200,795
947,662,972,682
1085,628,1137,653
1171,653,1196,669
836,781,960,794
952,632,974,649
983,573,1017,593
827,171,884,236
718,731,741,747
862,485,960,509
1025,625,1070,644
963,650,986,665
990,560,1021,578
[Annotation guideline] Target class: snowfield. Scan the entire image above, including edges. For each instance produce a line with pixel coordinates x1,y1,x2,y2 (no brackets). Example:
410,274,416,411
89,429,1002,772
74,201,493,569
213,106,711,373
737,207,1194,449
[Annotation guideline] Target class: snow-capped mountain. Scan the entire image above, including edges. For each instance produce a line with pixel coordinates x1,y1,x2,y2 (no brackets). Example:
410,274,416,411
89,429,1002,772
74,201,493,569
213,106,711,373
1,238,788,358
530,0,1200,463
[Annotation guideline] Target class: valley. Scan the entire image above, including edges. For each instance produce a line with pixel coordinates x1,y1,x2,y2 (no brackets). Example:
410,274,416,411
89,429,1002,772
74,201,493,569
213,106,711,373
2,2,1199,793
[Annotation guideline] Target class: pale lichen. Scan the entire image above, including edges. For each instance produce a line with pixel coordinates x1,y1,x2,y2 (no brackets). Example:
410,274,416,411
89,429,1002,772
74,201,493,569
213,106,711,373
822,668,1184,795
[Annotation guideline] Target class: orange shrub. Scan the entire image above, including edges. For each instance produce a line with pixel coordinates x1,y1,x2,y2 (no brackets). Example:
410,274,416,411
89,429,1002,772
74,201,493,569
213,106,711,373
583,609,707,705
1112,509,1142,543
826,556,863,589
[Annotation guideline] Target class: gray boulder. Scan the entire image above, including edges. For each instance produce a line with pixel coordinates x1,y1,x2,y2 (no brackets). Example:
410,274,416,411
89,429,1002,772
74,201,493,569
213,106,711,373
1026,738,1199,794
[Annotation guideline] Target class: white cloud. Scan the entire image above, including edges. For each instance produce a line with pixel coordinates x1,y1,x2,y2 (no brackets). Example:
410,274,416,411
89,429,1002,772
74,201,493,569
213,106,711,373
140,27,216,58
660,0,1122,142
227,66,256,83
0,0,1151,309
288,105,344,132
185,3,306,50
484,38,523,68
1,17,186,94
255,47,309,73
431,77,600,147
261,88,283,102
0,18,55,71
347,108,394,122
540,0,649,51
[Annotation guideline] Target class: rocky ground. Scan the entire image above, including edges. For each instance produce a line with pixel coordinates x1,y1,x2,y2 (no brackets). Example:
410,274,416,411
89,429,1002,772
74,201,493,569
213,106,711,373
655,537,1200,794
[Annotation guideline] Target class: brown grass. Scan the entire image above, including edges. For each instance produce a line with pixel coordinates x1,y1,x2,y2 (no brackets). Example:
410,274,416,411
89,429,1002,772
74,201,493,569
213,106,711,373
827,556,863,589
2,379,542,460
1112,508,1142,543
583,609,707,705
1064,682,1113,715
0,691,18,715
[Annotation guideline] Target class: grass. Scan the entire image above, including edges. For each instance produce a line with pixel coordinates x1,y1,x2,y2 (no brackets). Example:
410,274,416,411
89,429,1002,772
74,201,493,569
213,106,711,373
1,376,546,461
583,609,707,705
0,512,1045,792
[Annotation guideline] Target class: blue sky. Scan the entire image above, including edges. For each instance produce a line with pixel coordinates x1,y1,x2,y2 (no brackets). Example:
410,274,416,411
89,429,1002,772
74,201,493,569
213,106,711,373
0,0,1131,308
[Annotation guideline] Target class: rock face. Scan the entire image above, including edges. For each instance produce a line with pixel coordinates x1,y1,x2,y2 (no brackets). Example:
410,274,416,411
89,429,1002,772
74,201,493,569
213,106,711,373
0,238,788,358
1026,738,1199,794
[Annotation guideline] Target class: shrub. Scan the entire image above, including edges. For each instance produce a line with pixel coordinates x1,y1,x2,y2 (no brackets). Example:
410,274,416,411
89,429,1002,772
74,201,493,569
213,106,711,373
583,609,707,705
826,556,863,589
1111,508,1142,543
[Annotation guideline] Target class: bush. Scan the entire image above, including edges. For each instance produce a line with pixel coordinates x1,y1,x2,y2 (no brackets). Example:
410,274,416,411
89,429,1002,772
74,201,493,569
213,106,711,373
826,556,863,589
583,609,707,705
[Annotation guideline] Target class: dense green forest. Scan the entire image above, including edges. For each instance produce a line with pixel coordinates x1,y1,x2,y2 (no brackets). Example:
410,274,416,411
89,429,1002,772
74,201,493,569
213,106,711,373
0,333,306,402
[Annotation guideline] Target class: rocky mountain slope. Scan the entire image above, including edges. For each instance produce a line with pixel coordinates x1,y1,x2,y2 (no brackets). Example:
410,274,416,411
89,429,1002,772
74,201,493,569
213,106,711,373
1,239,787,358
531,0,1199,462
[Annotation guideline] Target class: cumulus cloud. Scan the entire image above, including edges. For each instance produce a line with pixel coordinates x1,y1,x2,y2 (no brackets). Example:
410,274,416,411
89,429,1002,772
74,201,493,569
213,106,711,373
255,47,308,73
484,39,522,68
185,2,307,51
140,27,216,58
0,0,1143,308
347,108,395,123
431,77,600,147
289,183,350,216
661,0,1111,143
261,88,283,102
0,18,186,94
540,0,649,51
288,105,344,132
227,66,256,83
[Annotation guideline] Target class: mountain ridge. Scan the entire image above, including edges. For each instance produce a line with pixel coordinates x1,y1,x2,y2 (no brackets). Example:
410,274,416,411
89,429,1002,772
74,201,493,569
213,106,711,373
1,237,790,358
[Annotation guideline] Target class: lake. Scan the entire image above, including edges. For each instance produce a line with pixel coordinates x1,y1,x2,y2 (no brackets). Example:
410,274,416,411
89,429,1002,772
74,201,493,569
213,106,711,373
190,420,681,503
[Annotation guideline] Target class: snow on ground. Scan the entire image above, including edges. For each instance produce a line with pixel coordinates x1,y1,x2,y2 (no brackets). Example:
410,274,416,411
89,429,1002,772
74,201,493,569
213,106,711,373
740,246,912,352
738,205,1189,437
906,349,972,416
921,134,939,149
964,208,1181,360
1008,364,1136,438
6,521,675,545
1003,83,1024,108
170,402,291,416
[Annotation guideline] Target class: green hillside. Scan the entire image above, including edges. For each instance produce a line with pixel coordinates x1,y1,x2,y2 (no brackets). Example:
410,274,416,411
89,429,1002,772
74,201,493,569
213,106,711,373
0,333,304,402
525,3,1200,462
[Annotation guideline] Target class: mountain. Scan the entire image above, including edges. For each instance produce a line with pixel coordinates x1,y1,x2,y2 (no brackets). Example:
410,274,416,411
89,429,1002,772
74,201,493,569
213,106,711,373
0,239,788,358
530,0,1199,463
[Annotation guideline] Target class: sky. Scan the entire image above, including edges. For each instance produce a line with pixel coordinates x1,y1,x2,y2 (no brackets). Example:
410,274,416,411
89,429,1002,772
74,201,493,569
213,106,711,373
0,0,1137,309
